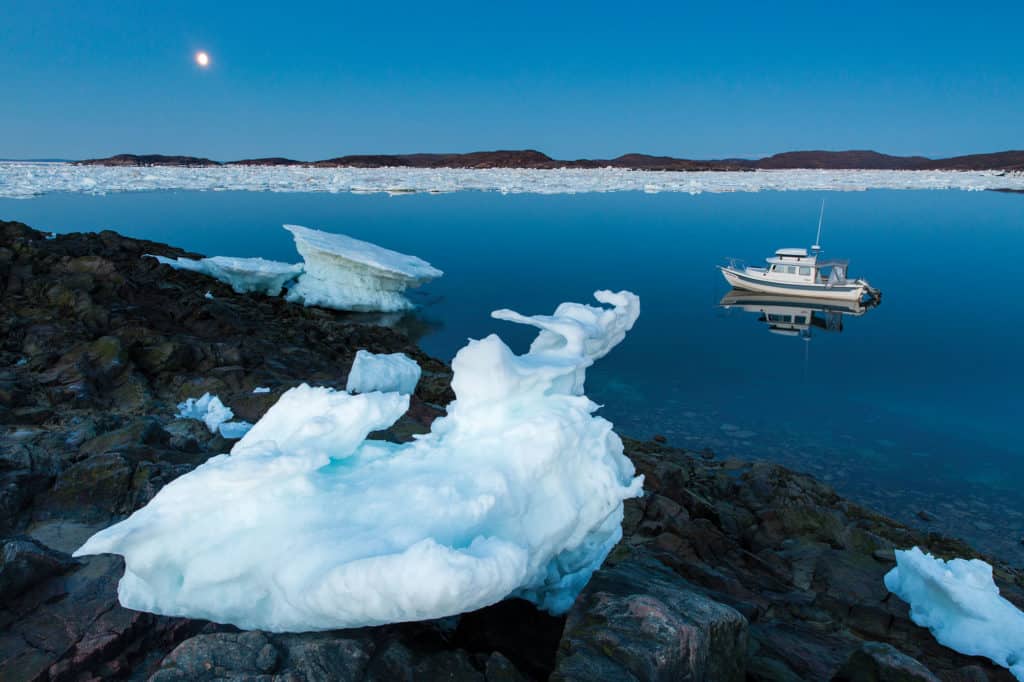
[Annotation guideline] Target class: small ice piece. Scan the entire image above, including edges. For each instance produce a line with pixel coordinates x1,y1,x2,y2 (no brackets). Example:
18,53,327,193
75,290,643,632
252,386,271,394
46,232,57,240
283,224,442,312
884,547,1024,679
218,421,254,439
204,291,213,300
176,393,234,434
15,357,27,367
346,350,421,395
150,254,303,296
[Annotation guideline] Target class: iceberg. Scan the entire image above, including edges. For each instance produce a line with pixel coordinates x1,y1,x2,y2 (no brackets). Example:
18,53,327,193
2,162,1024,199
345,350,421,395
884,547,1024,680
176,393,234,434
283,224,443,313
150,255,302,296
74,290,643,632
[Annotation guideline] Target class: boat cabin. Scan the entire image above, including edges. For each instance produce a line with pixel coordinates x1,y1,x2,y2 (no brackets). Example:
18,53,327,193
764,248,849,285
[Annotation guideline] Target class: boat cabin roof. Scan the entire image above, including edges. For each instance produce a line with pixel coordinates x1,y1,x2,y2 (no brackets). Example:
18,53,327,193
775,248,808,257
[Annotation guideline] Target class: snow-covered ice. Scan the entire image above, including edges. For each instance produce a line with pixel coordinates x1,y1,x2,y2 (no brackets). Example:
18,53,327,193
204,291,213,300
346,350,421,395
176,393,233,434
884,547,1024,680
2,162,1023,199
150,254,302,296
74,290,644,632
283,224,442,312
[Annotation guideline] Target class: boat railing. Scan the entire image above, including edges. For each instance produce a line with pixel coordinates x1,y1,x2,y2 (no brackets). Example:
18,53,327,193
724,257,747,270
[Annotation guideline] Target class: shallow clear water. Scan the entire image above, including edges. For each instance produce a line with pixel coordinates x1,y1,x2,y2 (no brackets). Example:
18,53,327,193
3,189,1022,562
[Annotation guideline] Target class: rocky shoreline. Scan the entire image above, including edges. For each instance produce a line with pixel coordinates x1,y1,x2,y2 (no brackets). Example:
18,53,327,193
2,220,1022,681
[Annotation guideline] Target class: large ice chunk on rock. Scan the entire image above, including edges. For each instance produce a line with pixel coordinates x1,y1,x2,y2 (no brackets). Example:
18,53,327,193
346,350,421,395
151,255,302,296
884,547,1024,680
74,290,643,632
283,224,442,312
176,393,234,434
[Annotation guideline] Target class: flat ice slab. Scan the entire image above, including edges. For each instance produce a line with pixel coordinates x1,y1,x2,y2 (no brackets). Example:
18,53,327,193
75,290,644,632
346,350,421,395
3,162,1023,198
283,224,442,312
150,254,302,296
885,547,1024,680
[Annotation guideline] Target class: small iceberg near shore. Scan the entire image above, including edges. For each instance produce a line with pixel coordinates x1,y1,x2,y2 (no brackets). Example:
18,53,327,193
75,290,643,632
147,224,441,312
884,547,1024,680
283,224,443,313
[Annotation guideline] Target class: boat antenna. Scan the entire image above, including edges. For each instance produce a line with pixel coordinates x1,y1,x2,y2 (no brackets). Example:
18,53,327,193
812,199,825,253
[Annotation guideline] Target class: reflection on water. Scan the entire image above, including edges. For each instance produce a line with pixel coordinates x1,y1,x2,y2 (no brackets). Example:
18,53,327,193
719,290,880,340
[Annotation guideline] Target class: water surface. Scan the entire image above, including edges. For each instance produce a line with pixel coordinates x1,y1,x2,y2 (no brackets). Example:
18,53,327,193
3,189,1021,562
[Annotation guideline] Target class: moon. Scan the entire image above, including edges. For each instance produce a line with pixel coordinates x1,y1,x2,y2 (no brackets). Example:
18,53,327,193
195,51,210,68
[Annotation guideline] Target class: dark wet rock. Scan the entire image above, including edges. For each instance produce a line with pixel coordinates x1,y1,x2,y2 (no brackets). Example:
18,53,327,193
0,536,76,600
552,549,747,681
150,631,279,680
832,641,940,681
484,652,529,682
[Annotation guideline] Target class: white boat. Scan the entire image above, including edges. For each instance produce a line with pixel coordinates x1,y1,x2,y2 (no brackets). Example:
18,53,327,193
718,206,881,302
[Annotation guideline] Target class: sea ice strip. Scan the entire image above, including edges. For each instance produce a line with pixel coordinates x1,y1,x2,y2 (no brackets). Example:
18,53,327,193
346,350,421,395
176,393,233,434
75,290,644,632
150,254,302,296
3,162,1024,198
283,224,442,312
884,547,1024,680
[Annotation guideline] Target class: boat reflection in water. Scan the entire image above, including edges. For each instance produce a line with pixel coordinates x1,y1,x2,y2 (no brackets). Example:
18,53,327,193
719,290,879,340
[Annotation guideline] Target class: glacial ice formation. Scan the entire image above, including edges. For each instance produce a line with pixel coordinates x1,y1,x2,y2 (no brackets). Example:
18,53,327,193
3,161,1024,199
884,547,1024,680
346,350,422,395
75,290,644,632
283,224,443,312
150,254,302,296
176,393,251,439
176,393,234,434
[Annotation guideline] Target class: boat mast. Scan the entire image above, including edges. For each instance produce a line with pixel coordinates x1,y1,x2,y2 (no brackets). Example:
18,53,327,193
812,199,824,254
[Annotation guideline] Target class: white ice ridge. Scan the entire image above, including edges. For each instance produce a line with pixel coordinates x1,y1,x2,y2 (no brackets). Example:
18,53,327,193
283,224,443,312
346,350,421,395
74,290,644,632
2,162,1024,198
884,547,1024,680
149,254,302,296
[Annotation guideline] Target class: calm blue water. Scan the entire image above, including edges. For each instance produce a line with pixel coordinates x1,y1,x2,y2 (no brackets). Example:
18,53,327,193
3,189,1022,561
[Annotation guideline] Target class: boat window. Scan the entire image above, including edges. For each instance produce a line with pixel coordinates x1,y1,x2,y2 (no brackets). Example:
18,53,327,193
794,315,807,324
767,314,793,323
799,266,811,276
785,265,797,274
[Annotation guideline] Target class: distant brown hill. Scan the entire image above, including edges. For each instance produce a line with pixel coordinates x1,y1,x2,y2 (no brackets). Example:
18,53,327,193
76,154,220,167
75,149,1024,171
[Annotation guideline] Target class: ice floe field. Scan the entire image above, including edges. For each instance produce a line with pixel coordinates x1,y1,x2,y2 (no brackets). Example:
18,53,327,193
1,161,1024,198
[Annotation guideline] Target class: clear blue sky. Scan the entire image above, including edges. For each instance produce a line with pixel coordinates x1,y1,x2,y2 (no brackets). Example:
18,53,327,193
2,0,1021,160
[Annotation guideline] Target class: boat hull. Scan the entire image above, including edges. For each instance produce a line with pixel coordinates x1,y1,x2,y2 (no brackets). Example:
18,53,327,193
719,266,869,301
